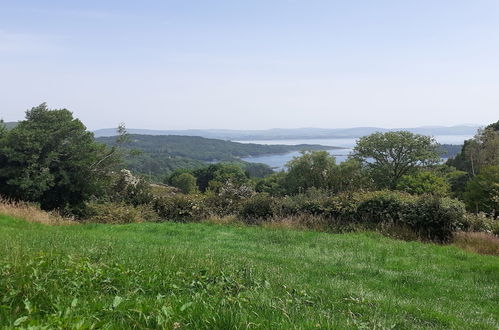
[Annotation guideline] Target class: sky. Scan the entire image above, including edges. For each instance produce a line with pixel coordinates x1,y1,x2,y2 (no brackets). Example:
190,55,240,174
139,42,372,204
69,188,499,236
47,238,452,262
0,0,498,130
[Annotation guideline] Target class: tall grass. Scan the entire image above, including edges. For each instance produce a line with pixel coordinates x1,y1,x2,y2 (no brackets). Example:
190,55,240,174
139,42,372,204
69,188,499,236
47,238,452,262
453,232,499,256
0,197,74,225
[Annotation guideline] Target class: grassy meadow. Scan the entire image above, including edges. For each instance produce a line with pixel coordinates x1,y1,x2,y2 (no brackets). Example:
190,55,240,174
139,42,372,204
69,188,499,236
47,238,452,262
0,215,498,329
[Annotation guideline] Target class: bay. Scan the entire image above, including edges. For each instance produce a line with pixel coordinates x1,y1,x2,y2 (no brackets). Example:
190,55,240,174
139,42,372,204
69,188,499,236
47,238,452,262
237,135,472,170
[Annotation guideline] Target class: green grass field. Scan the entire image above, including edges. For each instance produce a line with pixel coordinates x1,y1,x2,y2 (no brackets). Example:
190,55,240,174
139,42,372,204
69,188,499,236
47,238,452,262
1,215,498,329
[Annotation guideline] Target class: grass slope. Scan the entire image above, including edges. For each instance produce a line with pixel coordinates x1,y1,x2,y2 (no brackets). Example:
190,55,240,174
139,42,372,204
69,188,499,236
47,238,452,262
0,215,498,329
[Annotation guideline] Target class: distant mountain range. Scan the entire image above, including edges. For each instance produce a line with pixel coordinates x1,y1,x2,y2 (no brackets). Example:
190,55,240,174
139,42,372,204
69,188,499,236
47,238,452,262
93,125,479,140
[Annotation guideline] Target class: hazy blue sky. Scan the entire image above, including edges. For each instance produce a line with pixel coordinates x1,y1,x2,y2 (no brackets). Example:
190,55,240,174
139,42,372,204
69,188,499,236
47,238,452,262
1,1,498,130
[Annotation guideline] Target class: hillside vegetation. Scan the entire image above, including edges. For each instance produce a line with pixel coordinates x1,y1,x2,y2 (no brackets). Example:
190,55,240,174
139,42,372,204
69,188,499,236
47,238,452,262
1,215,498,329
96,134,338,178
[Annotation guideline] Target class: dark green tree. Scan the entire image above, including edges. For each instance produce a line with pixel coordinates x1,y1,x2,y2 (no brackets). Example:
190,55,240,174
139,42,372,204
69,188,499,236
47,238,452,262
396,171,450,196
171,172,198,194
0,104,121,214
463,165,499,217
284,151,337,194
447,121,499,175
353,131,440,188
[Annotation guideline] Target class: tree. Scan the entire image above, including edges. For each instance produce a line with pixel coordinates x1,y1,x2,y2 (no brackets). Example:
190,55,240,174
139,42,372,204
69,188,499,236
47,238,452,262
447,121,499,175
463,165,499,217
396,171,450,196
171,172,198,194
284,151,336,194
353,131,440,188
330,158,373,193
0,120,7,139
255,171,287,196
0,104,121,214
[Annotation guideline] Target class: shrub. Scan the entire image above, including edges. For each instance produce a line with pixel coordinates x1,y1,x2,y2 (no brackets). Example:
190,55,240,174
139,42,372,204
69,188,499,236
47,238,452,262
85,202,157,224
239,193,275,222
204,183,254,217
461,213,499,235
355,191,414,225
109,169,154,206
153,194,207,222
170,172,198,194
405,196,466,242
396,171,450,196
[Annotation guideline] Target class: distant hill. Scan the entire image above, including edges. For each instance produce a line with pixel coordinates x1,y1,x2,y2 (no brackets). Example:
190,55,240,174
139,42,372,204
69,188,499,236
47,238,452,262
93,125,479,140
96,134,339,178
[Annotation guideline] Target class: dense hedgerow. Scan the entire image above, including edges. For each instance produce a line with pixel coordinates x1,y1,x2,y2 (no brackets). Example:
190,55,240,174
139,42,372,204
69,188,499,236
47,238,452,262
235,191,468,242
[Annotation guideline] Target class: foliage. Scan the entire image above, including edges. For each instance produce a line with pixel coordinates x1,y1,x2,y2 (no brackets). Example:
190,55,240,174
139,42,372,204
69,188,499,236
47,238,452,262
85,202,157,224
0,104,121,215
464,165,499,217
461,213,499,234
107,169,154,206
447,121,499,174
191,163,250,193
330,158,373,193
396,171,450,196
97,134,328,179
204,182,255,217
153,194,208,222
353,131,440,188
239,193,275,222
284,151,336,194
171,172,198,194
445,169,470,199
243,162,274,178
255,172,288,196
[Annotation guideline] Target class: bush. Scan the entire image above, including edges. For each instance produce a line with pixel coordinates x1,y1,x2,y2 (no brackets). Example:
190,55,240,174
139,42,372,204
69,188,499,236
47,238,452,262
406,196,466,242
170,172,198,194
239,193,275,222
204,183,254,217
355,191,415,225
153,194,207,222
85,202,157,224
396,171,450,196
461,213,499,235
284,191,467,242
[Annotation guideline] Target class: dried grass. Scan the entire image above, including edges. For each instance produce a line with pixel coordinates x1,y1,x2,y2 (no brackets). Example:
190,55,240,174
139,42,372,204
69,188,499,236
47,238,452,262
452,232,499,256
0,197,75,225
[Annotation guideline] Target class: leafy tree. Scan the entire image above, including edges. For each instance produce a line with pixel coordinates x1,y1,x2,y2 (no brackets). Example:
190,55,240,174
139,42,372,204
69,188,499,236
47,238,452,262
396,171,450,196
463,165,499,217
192,163,250,192
0,104,121,214
444,169,469,200
171,172,198,194
208,164,249,192
243,162,274,178
255,171,288,196
447,121,499,175
330,158,373,193
284,151,336,194
353,131,440,188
